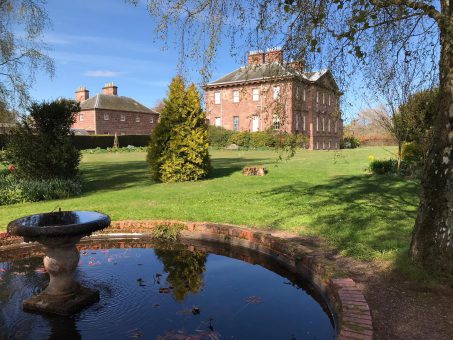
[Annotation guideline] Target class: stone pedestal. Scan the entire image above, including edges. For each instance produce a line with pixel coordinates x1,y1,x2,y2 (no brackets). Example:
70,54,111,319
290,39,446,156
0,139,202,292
23,236,99,316
7,210,111,316
23,286,99,316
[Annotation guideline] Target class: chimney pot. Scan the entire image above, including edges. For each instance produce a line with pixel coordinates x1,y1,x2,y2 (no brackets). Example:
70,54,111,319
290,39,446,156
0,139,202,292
102,82,118,96
75,86,89,102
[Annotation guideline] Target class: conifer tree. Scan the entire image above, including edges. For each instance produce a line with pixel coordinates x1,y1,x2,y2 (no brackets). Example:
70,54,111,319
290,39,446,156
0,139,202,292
147,76,210,182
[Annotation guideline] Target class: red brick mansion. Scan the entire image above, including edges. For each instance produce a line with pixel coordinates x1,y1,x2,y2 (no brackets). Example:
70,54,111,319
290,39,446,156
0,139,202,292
72,83,159,135
203,49,343,150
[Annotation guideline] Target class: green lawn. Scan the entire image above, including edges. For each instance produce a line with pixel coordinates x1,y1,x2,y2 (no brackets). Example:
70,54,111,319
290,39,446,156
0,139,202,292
0,147,419,262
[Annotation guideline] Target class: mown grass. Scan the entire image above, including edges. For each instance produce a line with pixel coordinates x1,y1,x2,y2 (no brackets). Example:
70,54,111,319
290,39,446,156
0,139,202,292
0,147,420,265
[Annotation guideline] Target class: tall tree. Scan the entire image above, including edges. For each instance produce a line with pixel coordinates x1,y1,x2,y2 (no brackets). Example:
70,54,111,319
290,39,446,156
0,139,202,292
0,0,54,109
133,0,452,273
147,76,210,182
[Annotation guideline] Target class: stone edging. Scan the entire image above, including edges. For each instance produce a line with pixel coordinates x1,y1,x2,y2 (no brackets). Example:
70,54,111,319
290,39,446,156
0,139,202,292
0,220,373,339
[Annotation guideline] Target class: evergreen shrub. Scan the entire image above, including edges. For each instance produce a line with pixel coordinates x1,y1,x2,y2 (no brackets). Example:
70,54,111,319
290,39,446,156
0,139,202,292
147,76,210,182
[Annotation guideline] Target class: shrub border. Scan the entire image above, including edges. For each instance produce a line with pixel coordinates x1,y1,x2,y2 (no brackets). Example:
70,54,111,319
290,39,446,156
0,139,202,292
0,220,372,339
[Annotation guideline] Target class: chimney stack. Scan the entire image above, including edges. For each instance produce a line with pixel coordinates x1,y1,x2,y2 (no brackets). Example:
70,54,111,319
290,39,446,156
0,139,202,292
75,86,89,102
248,50,265,66
265,47,283,64
102,82,118,96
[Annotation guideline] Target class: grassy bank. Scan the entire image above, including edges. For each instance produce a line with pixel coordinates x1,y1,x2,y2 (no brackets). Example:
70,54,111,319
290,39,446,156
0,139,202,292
0,147,419,263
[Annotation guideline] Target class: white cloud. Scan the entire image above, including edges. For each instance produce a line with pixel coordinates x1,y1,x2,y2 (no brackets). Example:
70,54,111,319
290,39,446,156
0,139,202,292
83,70,123,77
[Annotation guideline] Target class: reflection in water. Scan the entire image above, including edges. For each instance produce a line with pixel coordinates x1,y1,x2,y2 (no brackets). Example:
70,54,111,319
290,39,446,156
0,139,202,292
0,239,336,339
154,245,207,301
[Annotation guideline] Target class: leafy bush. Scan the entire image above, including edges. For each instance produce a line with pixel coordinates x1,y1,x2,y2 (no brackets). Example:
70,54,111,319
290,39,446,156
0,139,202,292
147,76,210,182
6,99,81,180
228,131,251,148
369,159,398,174
402,141,423,163
81,146,147,154
207,126,232,148
249,131,275,148
0,174,82,206
340,136,361,149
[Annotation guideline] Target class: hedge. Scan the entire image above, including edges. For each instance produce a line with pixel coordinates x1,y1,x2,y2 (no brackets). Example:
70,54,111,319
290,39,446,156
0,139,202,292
70,135,150,150
1,134,150,150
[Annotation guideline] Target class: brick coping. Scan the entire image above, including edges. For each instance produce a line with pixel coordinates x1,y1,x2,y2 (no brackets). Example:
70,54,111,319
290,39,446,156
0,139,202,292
0,220,373,340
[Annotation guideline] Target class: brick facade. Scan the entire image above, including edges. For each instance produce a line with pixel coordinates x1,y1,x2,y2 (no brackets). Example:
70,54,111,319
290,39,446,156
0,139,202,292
204,49,343,150
72,83,159,135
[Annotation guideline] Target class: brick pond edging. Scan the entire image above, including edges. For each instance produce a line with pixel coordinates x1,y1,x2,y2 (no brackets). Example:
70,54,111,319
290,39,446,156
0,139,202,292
0,220,373,339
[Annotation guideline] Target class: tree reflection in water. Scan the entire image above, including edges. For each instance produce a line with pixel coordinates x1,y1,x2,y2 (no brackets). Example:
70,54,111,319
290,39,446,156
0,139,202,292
154,245,207,301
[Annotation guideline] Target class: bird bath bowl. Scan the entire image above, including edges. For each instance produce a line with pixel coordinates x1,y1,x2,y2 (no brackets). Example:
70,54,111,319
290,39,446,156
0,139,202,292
7,210,110,316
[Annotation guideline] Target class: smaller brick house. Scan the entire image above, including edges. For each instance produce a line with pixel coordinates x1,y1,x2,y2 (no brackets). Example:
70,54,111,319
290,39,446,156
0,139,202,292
72,82,159,135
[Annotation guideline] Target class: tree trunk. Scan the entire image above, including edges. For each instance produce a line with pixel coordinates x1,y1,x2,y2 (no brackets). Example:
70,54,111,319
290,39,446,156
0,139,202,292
410,3,453,274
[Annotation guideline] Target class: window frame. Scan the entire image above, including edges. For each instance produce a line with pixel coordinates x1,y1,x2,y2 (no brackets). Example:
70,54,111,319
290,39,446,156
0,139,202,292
233,116,239,131
252,88,260,101
214,92,221,104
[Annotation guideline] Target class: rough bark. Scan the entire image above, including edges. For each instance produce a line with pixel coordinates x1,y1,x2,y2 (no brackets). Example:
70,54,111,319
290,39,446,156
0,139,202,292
410,1,453,274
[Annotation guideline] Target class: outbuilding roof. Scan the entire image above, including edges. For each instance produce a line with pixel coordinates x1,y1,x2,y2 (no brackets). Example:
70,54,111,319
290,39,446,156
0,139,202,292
80,94,157,114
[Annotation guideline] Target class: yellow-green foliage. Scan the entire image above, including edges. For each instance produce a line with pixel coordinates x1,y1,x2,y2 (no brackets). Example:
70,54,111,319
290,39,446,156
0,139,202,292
147,77,210,182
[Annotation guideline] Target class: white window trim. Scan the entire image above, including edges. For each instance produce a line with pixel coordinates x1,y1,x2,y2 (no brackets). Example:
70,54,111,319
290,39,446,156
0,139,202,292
135,116,140,123
233,90,239,103
316,141,319,150
150,117,154,123
322,92,325,104
322,117,325,131
120,114,126,122
328,94,331,106
233,116,239,131
214,92,221,105
215,117,221,127
303,88,306,102
316,116,319,131
316,91,319,103
295,114,299,130
303,115,306,131
252,88,260,101
79,113,84,121
273,86,281,100
328,119,331,132
104,113,109,121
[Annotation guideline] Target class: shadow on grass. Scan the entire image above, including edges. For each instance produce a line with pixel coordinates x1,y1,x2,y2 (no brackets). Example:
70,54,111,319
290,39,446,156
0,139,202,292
209,157,269,178
80,157,270,193
81,161,152,193
261,174,420,260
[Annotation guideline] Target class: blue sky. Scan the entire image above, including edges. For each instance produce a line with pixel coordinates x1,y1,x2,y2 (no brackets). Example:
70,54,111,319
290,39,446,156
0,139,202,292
31,0,364,120
31,0,241,110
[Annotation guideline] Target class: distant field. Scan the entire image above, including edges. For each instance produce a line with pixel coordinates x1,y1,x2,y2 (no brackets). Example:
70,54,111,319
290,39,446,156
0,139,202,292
0,147,419,262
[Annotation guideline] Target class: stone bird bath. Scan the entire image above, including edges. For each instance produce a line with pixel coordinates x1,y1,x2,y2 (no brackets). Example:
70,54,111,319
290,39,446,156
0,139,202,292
7,210,110,316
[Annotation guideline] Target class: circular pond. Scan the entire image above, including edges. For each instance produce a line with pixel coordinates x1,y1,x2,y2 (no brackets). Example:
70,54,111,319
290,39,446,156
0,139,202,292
0,238,336,339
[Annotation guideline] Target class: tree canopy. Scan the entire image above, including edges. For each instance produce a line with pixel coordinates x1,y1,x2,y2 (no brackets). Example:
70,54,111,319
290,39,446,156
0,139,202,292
0,0,54,109
133,0,452,274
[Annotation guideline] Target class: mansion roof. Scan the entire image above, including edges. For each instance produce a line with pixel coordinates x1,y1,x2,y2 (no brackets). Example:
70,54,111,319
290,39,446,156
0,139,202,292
205,63,332,88
80,94,157,114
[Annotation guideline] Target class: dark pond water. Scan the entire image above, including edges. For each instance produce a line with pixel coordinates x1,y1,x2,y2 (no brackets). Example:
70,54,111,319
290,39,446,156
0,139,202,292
0,240,336,340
